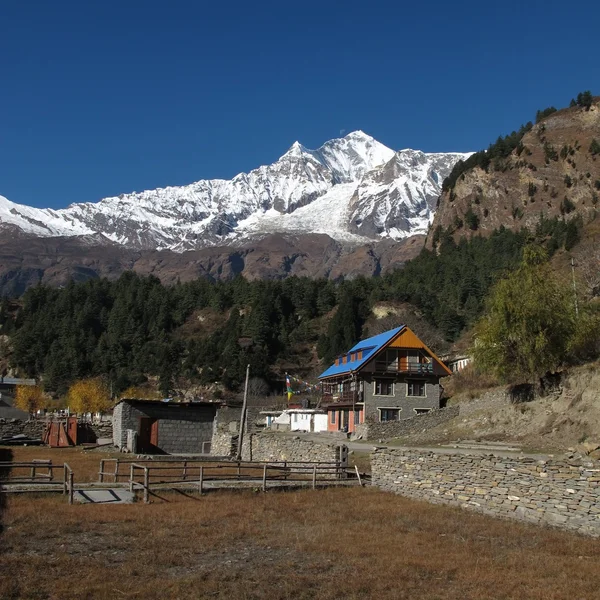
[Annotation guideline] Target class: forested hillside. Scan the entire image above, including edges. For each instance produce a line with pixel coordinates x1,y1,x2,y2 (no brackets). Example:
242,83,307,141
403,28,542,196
0,222,578,397
428,92,600,246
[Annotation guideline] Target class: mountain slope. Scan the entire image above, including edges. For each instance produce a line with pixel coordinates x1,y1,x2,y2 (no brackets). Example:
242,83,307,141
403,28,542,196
1,131,469,251
427,98,600,247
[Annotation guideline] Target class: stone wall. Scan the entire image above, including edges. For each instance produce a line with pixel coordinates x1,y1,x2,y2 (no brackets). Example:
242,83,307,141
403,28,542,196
113,401,216,454
0,418,113,443
0,418,45,439
210,406,265,457
372,448,600,536
240,432,347,466
361,374,441,420
354,406,459,441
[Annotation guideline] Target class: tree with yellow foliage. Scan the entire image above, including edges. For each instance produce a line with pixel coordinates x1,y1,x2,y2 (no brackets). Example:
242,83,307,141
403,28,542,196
14,385,46,415
67,378,112,414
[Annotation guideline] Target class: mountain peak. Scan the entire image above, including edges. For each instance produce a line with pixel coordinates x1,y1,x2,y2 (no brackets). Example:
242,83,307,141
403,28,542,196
343,129,371,140
0,132,467,252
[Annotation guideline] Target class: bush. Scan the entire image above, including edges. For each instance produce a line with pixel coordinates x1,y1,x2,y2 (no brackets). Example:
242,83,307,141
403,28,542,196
464,207,479,230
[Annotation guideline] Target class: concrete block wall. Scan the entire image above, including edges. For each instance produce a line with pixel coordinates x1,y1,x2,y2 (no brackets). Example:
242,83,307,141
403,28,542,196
372,448,600,536
113,401,215,453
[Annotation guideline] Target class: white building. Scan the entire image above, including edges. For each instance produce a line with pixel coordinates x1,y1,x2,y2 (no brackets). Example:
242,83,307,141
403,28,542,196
287,409,328,433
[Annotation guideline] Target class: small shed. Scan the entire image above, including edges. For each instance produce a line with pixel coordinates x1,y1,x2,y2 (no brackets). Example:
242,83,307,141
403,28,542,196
113,399,218,454
287,409,328,433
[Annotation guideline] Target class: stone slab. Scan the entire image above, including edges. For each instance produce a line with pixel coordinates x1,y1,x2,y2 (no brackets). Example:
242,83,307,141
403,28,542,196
74,488,135,504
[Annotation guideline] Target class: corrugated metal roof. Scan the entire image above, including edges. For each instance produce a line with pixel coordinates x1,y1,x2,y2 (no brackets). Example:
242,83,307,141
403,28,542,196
318,326,404,379
0,377,36,386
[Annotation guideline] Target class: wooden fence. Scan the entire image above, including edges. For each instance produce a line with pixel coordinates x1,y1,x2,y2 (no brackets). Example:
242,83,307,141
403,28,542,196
99,457,346,484
124,460,351,503
0,460,75,504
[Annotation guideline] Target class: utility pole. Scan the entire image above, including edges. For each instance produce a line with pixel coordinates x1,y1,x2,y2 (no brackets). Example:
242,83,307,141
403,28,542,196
571,257,579,318
236,364,251,460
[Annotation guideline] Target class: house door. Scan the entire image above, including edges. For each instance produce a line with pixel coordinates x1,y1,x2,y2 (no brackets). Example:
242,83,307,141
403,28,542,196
342,410,349,432
139,417,159,453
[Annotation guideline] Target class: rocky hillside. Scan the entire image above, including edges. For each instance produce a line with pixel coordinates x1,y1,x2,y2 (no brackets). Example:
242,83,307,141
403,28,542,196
0,230,425,297
427,97,600,247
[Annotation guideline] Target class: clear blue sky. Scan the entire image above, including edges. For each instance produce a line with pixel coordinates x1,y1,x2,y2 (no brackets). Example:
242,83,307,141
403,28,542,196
1,0,598,209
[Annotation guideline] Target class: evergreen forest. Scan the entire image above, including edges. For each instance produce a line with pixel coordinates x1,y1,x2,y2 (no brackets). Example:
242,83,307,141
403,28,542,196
0,220,580,397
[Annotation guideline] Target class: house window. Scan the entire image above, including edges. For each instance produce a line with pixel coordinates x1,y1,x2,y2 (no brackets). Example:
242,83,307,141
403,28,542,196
407,381,426,397
413,408,431,415
354,410,361,425
379,408,400,422
374,380,393,396
330,411,336,424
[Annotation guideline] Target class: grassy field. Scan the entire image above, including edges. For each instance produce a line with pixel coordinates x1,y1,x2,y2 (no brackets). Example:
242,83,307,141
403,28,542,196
1,448,600,599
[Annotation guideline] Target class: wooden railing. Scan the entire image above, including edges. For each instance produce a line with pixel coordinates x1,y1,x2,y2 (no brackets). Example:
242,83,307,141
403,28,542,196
125,460,349,503
99,457,222,483
0,460,75,504
374,362,434,374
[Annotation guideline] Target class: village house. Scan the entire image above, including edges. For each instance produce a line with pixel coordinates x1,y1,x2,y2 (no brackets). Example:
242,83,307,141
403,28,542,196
113,399,218,454
319,326,451,429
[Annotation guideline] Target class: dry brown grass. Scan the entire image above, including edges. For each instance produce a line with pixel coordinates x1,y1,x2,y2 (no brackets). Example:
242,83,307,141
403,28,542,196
1,479,600,599
443,364,501,401
5,446,122,482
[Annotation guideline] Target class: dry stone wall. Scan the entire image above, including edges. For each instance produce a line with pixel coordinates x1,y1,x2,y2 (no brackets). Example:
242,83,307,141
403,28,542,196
372,448,600,536
0,418,44,439
241,433,346,466
355,406,459,441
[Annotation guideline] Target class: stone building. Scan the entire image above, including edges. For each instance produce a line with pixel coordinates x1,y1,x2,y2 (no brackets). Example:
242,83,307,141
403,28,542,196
113,399,218,454
319,326,451,427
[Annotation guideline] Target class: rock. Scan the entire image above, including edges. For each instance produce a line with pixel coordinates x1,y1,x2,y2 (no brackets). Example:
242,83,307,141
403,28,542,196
581,441,600,455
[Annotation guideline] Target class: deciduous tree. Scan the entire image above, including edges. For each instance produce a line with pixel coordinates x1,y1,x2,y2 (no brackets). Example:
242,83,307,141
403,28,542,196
473,246,576,383
67,377,112,414
14,385,46,415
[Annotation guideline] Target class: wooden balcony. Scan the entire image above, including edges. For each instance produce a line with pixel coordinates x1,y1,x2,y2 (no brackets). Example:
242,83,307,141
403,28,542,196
374,362,434,375
321,390,363,405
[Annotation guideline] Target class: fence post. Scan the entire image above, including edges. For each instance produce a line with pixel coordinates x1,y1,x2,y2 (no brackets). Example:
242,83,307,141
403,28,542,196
237,461,241,479
129,464,134,493
48,460,53,482
99,459,105,483
199,466,203,495
284,461,288,480
143,467,149,504
312,465,317,490
31,463,36,480
183,461,187,481
262,464,267,492
355,465,363,487
114,459,119,483
68,469,74,505
63,464,67,495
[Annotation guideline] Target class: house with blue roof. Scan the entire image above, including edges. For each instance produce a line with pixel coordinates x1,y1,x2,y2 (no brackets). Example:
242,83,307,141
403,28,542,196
319,326,451,432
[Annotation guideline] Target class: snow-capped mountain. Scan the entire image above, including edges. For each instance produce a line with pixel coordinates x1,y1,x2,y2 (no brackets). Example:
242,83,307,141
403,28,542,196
0,131,470,251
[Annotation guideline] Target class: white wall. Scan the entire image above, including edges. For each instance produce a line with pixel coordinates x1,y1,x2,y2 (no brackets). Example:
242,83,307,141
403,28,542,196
290,412,312,432
314,414,328,433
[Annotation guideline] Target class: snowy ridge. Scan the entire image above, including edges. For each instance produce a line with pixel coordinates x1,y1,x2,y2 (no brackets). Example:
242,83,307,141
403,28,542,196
0,131,471,251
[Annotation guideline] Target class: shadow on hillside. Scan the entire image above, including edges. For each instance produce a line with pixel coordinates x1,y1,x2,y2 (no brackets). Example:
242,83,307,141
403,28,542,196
0,447,13,536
